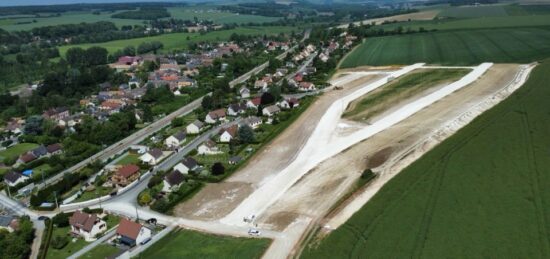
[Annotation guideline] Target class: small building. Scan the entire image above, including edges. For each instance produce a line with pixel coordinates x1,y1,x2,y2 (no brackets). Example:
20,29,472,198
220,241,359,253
219,125,238,143
205,109,227,124
17,153,37,165
227,103,247,116
279,98,300,109
262,105,281,117
162,170,185,192
254,80,268,90
198,140,221,155
46,143,63,155
240,116,263,129
174,157,199,174
228,156,242,165
4,171,29,187
69,211,107,242
239,87,250,99
112,164,140,187
246,97,262,109
299,82,316,92
0,216,18,232
186,120,205,134
116,218,152,247
139,148,164,165
165,131,186,148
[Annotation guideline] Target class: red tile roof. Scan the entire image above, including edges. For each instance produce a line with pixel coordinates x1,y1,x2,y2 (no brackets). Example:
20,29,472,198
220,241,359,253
69,211,98,232
116,218,142,240
116,165,140,179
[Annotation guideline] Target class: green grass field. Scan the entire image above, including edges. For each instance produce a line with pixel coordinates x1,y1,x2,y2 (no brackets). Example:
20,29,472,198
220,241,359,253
137,229,271,259
303,60,550,258
0,11,145,32
438,5,509,18
79,244,120,259
343,69,469,122
0,143,39,162
340,27,550,67
167,7,279,24
58,26,297,56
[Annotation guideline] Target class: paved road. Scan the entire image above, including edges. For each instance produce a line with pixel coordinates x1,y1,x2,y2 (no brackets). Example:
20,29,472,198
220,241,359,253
60,118,243,212
30,94,209,191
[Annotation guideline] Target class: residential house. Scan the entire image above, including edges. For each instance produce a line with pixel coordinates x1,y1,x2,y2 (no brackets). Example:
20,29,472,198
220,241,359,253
3,172,29,187
299,82,316,92
69,210,107,241
0,216,18,232
254,80,268,90
6,120,23,134
159,63,180,72
174,157,199,174
42,107,70,121
128,77,141,88
240,116,262,129
139,148,164,165
305,66,317,74
262,105,281,117
111,164,140,187
17,153,37,164
186,120,205,134
205,109,226,124
162,170,185,192
279,98,300,109
239,87,250,99
219,125,238,143
46,143,63,155
294,73,304,82
116,218,152,247
165,131,186,148
227,103,247,116
246,97,262,109
197,140,221,155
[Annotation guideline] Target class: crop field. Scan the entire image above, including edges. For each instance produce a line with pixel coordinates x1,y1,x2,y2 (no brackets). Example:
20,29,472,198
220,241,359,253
137,229,271,259
58,26,298,56
343,69,469,122
340,27,550,67
303,60,550,258
438,5,509,18
167,7,280,24
0,11,145,31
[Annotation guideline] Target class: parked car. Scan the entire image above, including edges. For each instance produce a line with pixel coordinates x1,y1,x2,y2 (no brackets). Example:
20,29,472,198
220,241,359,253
248,228,261,236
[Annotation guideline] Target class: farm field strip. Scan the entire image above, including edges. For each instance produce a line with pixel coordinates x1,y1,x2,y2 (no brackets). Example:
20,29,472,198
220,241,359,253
343,68,471,123
221,63,491,227
303,61,546,258
340,27,550,67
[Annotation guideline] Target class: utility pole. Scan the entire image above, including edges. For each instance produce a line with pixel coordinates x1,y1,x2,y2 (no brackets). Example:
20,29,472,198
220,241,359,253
53,191,58,209
6,185,11,198
135,206,139,221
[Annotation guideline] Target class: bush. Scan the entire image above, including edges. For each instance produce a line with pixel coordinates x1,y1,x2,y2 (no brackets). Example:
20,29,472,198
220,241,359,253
361,169,375,180
52,213,70,228
50,235,68,250
211,162,225,176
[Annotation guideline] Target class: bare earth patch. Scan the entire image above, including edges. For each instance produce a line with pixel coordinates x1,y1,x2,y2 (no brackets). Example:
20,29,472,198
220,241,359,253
337,10,440,29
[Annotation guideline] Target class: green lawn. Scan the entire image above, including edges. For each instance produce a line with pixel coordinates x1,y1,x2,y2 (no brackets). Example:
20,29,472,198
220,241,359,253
0,143,39,162
343,69,470,122
46,226,87,259
137,229,271,259
116,153,140,165
73,186,113,203
303,60,550,258
79,244,120,259
340,27,550,67
58,26,298,56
